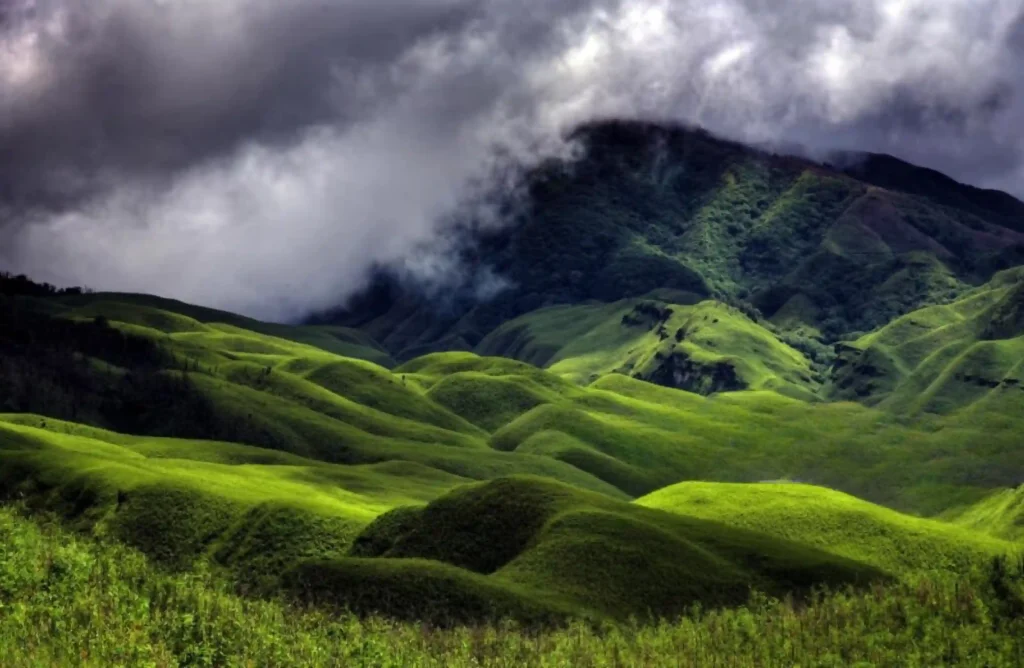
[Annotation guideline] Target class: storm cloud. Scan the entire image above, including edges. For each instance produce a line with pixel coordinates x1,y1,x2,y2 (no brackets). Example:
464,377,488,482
2,0,1023,320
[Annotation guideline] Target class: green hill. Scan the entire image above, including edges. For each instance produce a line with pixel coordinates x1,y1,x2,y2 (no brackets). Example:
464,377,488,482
322,121,1024,360
4,287,1024,517
3,287,1022,625
638,482,1018,574
947,486,1024,542
294,476,884,622
830,267,1024,414
49,292,395,367
478,298,819,399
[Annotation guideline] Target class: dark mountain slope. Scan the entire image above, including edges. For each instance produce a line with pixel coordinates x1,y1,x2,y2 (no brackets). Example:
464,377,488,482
321,121,1024,361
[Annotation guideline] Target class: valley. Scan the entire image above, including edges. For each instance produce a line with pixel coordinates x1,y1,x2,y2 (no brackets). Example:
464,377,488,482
2,122,1024,664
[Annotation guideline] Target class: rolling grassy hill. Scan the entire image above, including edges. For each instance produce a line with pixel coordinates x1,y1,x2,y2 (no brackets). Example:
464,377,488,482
48,292,395,367
478,298,820,398
638,482,1016,574
830,266,1024,414
4,286,1024,511
302,476,887,623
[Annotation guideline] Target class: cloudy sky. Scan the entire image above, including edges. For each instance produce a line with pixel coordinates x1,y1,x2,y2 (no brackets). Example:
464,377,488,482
1,0,1023,320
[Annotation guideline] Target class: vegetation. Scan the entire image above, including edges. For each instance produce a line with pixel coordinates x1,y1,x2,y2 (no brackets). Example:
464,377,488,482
1,506,1023,667
318,476,885,623
479,298,818,399
830,267,1024,415
638,482,1017,574
321,121,1024,360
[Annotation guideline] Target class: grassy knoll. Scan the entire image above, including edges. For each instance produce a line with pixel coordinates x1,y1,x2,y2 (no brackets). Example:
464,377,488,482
638,482,1020,574
830,267,1024,414
2,506,1023,667
0,417,630,576
320,476,885,622
490,373,1024,511
478,299,818,399
0,417,461,569
50,292,395,366
948,486,1024,542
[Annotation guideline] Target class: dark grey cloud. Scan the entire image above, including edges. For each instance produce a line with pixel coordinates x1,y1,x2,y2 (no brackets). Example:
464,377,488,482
2,0,1024,320
0,0,486,205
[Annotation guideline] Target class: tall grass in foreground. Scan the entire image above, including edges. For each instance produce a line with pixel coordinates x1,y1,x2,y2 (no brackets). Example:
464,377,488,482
1,507,1022,667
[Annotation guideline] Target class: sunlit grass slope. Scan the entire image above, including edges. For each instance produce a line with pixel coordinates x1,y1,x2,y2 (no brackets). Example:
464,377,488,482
949,486,1024,542
5,295,623,495
3,506,1022,667
489,373,1024,511
830,267,1024,414
7,286,1024,516
478,298,818,399
638,482,1019,574
0,420,902,623
293,476,884,622
0,417,469,571
50,292,395,366
4,285,1024,605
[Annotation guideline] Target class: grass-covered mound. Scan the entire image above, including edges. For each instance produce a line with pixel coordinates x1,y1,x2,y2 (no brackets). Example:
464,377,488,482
490,374,1024,511
313,477,885,622
949,486,1024,542
3,506,1023,667
0,418,440,570
478,298,819,399
830,267,1024,414
637,482,1020,574
0,417,634,580
51,292,395,366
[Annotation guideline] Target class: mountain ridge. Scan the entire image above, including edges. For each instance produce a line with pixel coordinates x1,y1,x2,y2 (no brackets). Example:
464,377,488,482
319,120,1024,363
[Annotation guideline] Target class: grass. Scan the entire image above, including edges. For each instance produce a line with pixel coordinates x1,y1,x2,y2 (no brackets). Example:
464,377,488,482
948,487,1024,542
477,298,818,399
0,416,635,576
0,417,459,569
51,293,395,366
830,267,1024,414
638,482,1019,574
8,273,1024,517
490,373,1024,512
5,288,1024,518
2,505,1024,667
4,281,1024,645
337,476,890,622
17,407,1016,626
